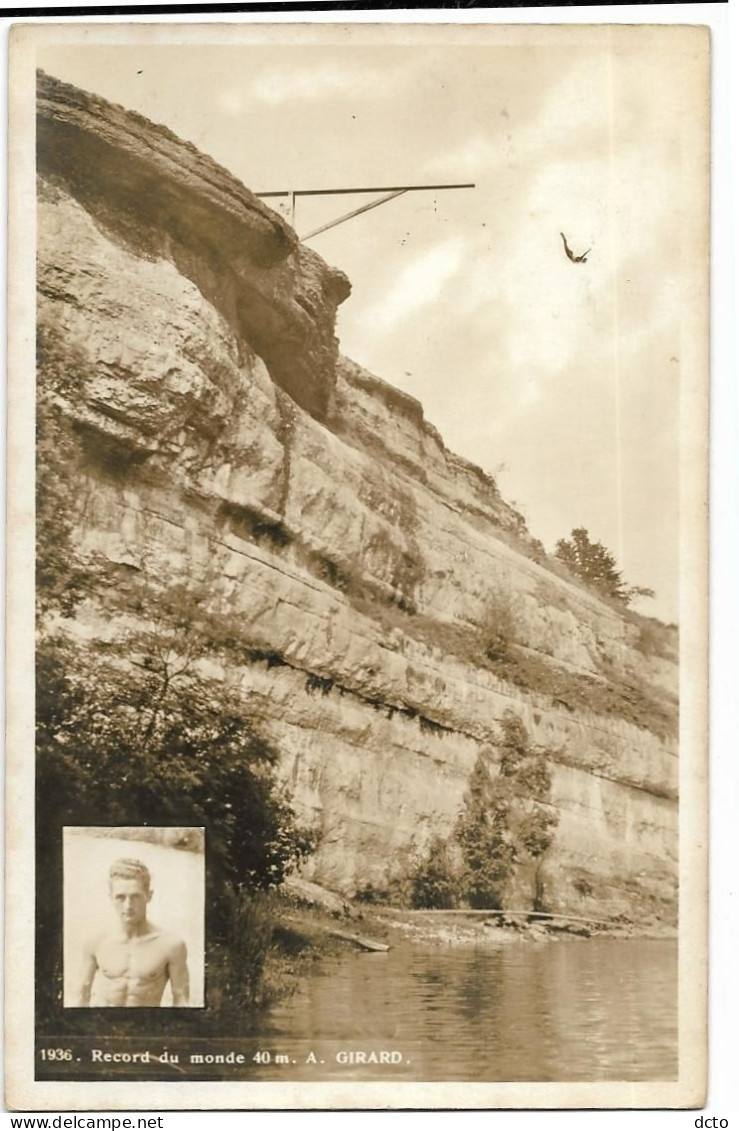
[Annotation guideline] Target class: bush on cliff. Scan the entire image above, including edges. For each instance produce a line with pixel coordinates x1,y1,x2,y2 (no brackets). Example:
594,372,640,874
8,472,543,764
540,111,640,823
482,586,522,661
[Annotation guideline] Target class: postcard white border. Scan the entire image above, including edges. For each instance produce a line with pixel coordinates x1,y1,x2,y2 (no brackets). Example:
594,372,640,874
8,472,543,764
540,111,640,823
4,8,722,1114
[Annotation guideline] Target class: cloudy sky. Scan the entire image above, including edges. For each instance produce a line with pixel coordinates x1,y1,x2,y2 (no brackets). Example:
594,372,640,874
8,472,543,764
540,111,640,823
38,26,708,622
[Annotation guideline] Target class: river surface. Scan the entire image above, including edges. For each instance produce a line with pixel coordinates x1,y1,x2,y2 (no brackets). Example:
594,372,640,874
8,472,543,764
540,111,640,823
261,938,677,1081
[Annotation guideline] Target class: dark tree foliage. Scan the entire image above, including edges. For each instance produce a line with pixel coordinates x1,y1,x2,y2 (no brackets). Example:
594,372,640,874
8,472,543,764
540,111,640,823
555,527,654,607
455,712,559,909
35,624,316,1026
409,835,459,909
455,753,518,909
36,632,314,895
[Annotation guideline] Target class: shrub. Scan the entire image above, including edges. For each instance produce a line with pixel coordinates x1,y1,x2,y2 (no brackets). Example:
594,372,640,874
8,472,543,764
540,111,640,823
482,586,521,662
208,891,279,1015
634,618,677,661
529,538,548,564
409,836,460,909
354,882,385,905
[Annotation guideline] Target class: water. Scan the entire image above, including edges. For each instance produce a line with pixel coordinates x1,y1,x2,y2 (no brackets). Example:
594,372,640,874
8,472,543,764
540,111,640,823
261,939,677,1081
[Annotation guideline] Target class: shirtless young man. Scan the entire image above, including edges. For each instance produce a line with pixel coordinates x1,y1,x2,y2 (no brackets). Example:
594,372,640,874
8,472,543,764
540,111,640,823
77,858,190,1007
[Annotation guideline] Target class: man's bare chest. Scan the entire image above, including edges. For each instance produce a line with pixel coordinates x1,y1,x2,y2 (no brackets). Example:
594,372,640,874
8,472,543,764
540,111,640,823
96,936,167,982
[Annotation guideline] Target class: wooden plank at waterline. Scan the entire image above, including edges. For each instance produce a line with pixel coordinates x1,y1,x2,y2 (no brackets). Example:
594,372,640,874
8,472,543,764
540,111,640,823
329,930,390,952
377,908,639,930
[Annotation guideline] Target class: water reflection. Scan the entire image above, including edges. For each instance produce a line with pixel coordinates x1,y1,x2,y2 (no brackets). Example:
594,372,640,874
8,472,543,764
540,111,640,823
262,939,677,1081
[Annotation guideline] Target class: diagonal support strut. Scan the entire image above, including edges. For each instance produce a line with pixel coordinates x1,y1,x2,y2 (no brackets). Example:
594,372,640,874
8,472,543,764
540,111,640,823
256,183,475,242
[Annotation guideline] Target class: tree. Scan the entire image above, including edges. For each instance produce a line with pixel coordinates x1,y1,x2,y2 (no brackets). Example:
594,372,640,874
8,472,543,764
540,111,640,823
455,751,518,909
37,629,315,893
555,527,654,606
35,621,316,1025
455,712,558,909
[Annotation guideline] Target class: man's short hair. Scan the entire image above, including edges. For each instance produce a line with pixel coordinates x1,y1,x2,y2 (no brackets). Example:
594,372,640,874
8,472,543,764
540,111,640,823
109,857,152,892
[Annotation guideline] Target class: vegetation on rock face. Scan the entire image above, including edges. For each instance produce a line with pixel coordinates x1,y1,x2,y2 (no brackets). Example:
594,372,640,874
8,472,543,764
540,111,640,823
484,641,676,739
36,325,95,621
478,586,675,740
481,587,520,663
555,527,655,607
340,577,675,740
409,713,559,910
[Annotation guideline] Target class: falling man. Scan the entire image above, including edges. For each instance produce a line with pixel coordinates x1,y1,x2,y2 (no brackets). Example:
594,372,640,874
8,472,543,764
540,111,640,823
76,858,190,1007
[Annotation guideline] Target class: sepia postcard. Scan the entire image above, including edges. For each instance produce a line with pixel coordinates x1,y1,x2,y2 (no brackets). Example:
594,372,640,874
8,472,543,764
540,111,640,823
5,19,709,1112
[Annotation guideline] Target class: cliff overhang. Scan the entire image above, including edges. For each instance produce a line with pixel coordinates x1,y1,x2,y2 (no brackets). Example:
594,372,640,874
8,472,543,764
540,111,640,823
37,69,351,422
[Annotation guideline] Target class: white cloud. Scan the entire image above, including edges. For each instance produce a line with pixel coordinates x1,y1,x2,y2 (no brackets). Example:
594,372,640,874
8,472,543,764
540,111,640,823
422,134,504,181
360,238,468,332
217,89,244,115
249,64,399,105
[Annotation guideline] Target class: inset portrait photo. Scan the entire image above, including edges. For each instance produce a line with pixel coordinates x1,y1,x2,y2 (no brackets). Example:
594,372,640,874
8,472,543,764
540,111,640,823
63,826,205,1008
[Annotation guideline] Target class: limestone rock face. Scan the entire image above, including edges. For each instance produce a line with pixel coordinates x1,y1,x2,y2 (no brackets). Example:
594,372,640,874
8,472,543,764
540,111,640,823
36,73,679,923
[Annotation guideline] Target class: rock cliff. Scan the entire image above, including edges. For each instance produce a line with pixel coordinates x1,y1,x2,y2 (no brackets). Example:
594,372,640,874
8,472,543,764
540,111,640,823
36,72,679,922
